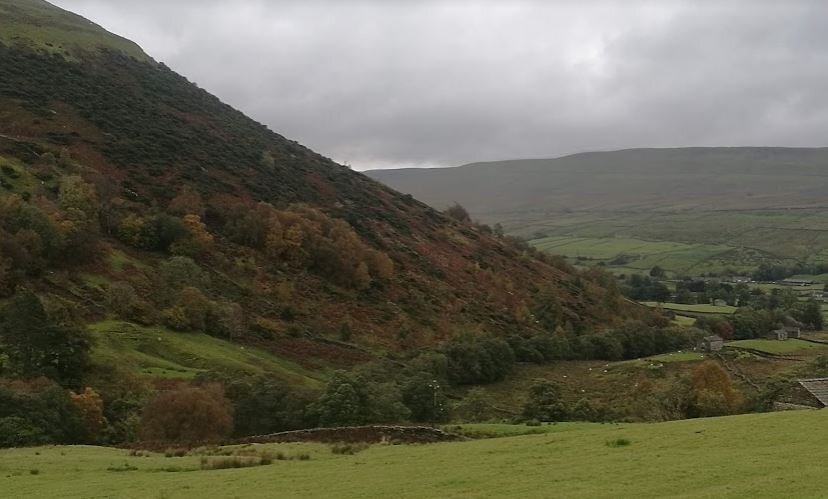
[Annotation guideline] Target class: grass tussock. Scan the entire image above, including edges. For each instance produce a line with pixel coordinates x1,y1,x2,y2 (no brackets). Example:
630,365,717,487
330,443,370,455
606,438,631,448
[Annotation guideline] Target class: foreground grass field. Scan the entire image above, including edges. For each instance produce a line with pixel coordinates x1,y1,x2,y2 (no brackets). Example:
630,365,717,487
3,410,828,498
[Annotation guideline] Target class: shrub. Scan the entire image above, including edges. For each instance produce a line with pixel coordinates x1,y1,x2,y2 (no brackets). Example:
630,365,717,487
69,387,107,442
521,380,568,422
139,384,233,444
199,456,263,470
445,335,515,385
331,443,369,455
0,417,48,447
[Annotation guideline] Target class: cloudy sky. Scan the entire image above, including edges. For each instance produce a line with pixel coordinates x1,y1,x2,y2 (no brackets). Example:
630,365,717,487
52,0,828,170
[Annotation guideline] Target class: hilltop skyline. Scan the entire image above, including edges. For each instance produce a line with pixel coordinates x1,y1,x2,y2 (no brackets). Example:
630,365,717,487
51,1,828,170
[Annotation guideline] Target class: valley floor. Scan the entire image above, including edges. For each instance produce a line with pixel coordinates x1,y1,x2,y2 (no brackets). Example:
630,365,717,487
3,409,828,498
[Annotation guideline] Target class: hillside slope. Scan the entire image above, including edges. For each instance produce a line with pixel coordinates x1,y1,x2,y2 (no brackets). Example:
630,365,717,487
368,147,828,217
0,0,652,377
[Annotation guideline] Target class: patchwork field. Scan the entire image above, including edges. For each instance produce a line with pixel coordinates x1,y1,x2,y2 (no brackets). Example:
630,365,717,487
726,339,822,355
641,302,737,315
524,209,828,277
4,410,828,498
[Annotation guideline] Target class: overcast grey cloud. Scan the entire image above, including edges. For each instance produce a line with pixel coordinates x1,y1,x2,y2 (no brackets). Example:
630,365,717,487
50,0,828,170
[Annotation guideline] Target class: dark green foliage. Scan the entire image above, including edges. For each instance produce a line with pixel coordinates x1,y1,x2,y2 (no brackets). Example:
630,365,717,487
521,380,568,422
0,381,87,447
798,300,824,330
401,373,448,423
531,289,562,332
310,371,410,427
622,275,671,302
445,335,515,385
0,416,48,447
0,46,364,214
0,290,91,386
310,374,363,427
225,377,314,437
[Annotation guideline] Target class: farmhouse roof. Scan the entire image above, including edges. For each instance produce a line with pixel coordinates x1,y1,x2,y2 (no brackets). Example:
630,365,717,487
703,335,723,342
798,378,828,407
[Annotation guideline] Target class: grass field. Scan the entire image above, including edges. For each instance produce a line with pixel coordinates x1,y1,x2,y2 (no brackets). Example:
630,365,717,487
4,410,828,498
642,351,706,363
90,321,323,387
522,209,828,277
531,235,732,275
641,302,737,315
725,339,824,355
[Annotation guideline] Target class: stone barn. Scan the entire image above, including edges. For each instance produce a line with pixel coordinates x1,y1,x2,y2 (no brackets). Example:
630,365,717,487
785,326,802,339
798,378,828,408
767,329,788,341
700,335,723,352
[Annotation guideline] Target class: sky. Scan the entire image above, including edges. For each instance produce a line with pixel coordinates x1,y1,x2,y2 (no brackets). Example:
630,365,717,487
52,0,828,170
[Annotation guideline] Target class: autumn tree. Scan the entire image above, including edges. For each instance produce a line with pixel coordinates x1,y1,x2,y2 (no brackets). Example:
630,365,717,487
58,175,99,222
167,186,205,217
163,286,212,332
139,384,233,443
69,387,107,442
688,362,743,417
171,214,214,258
107,281,139,319
444,203,471,223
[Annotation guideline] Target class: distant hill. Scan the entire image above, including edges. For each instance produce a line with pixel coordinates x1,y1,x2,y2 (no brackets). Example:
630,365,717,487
0,0,650,380
368,147,828,218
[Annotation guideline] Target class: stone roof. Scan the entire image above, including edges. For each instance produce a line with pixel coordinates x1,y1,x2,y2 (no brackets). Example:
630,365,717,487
798,378,828,407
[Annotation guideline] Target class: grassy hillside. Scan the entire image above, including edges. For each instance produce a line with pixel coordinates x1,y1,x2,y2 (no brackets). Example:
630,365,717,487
0,0,652,377
4,409,828,498
0,0,149,60
89,321,323,386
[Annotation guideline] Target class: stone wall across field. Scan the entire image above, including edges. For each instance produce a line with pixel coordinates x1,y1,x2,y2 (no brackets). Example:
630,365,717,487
236,425,463,445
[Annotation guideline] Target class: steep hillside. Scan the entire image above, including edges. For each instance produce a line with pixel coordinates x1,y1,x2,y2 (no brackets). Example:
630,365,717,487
0,0,652,379
368,147,828,217
0,0,149,60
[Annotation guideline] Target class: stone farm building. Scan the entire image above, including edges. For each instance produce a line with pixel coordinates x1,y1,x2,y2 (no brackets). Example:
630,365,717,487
700,335,723,352
767,326,801,341
798,378,828,408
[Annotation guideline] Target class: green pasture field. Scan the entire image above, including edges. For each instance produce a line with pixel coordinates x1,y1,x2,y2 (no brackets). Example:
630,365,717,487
523,210,828,276
4,410,828,498
725,339,824,355
641,302,737,315
531,235,732,275
671,315,697,327
642,351,706,363
89,320,323,387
